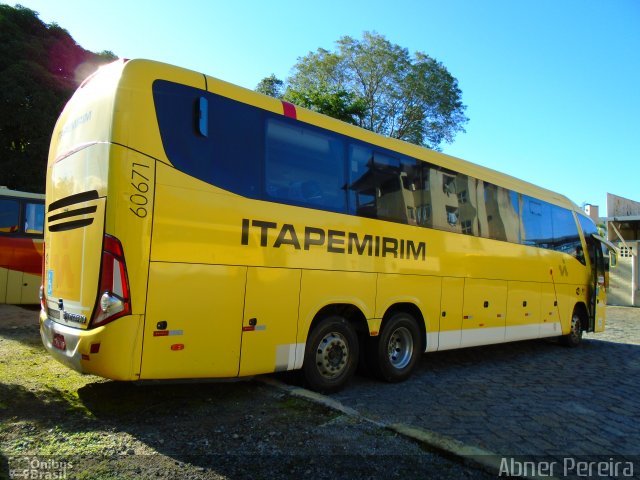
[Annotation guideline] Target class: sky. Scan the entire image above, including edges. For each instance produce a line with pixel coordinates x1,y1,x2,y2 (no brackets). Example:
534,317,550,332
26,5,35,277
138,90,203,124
7,0,640,213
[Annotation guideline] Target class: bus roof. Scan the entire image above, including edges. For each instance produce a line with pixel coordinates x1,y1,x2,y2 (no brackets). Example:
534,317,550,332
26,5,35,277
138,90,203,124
0,187,45,200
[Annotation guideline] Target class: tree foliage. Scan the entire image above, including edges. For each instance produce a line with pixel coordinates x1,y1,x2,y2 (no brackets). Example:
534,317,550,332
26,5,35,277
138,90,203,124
255,74,284,99
0,4,116,193
258,32,468,150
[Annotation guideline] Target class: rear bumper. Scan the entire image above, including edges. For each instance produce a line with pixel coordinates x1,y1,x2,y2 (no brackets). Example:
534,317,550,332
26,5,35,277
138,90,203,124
40,311,90,373
39,309,143,380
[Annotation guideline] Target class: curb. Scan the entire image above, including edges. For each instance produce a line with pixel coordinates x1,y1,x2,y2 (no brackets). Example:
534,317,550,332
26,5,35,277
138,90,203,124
259,377,558,480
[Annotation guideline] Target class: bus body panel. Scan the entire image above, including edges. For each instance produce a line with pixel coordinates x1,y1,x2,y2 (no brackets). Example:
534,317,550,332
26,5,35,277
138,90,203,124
437,277,465,351
540,283,562,336
2,270,41,304
48,61,121,162
140,262,246,379
239,267,302,376
106,145,155,317
44,194,105,327
297,269,377,348
505,281,542,341
0,237,43,304
461,279,508,347
44,59,117,327
375,273,442,351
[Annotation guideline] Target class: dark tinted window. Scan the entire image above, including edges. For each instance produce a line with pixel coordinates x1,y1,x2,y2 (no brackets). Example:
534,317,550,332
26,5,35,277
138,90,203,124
479,183,520,242
551,206,582,260
265,119,345,212
577,214,601,266
577,214,598,237
348,144,423,224
521,196,553,248
153,80,261,198
153,80,587,256
0,199,20,233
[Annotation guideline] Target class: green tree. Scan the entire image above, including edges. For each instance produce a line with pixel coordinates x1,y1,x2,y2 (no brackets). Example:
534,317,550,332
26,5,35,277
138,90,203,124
284,83,367,125
0,4,116,193
284,32,468,150
255,74,284,99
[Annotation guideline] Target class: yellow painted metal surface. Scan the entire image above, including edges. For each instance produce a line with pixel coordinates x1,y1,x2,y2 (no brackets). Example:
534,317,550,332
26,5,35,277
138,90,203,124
505,281,541,338
298,269,377,348
240,267,302,376
375,273,442,349
140,262,246,379
41,58,605,381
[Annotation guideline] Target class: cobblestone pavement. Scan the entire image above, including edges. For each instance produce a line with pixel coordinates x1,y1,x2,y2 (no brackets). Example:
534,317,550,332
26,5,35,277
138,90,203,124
331,306,640,467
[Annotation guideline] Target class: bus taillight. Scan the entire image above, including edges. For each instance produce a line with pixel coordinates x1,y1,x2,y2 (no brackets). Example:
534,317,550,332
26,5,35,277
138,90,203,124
91,234,131,327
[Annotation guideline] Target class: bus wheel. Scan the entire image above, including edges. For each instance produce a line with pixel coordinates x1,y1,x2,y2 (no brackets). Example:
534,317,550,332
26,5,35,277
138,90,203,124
561,310,583,347
303,315,359,393
368,312,420,382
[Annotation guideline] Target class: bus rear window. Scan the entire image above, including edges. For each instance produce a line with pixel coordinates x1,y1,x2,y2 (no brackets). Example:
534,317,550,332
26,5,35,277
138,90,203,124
153,80,261,198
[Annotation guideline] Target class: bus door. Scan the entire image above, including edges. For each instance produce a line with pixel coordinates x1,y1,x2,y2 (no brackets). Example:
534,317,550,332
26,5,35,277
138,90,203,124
589,235,616,332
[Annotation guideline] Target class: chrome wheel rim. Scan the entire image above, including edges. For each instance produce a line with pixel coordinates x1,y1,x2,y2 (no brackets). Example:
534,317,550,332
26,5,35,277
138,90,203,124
315,332,349,379
387,326,413,369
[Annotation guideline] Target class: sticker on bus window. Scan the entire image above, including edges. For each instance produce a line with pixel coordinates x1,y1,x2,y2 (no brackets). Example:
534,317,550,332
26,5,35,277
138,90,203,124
47,270,53,296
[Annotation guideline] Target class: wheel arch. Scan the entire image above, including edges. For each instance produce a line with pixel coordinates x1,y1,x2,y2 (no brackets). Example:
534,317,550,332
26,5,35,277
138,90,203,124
308,303,369,338
573,301,589,331
380,302,426,352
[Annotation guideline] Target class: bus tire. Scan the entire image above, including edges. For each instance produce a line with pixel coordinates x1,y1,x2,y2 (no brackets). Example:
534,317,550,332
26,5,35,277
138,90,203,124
561,310,583,347
368,312,420,383
302,315,359,393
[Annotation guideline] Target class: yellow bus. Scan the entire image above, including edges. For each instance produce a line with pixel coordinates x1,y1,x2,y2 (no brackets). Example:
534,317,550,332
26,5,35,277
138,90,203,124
0,187,44,304
40,59,613,392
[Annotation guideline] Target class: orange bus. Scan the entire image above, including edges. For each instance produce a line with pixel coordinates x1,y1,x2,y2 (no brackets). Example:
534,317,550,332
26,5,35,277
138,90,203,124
0,187,45,304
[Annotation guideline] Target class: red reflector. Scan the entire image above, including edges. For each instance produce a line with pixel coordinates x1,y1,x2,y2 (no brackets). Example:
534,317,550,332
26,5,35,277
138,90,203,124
282,101,297,119
171,344,184,351
90,343,101,354
81,354,90,361
154,331,169,337
52,333,66,351
242,326,255,332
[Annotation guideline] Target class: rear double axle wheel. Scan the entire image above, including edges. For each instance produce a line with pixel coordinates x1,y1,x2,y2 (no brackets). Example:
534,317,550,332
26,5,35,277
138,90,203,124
303,315,359,393
368,312,420,383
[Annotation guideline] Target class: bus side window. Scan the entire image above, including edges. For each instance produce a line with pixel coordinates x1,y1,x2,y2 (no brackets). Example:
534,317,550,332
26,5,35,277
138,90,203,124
521,195,553,248
0,198,20,233
477,182,519,242
265,119,346,212
25,202,45,235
